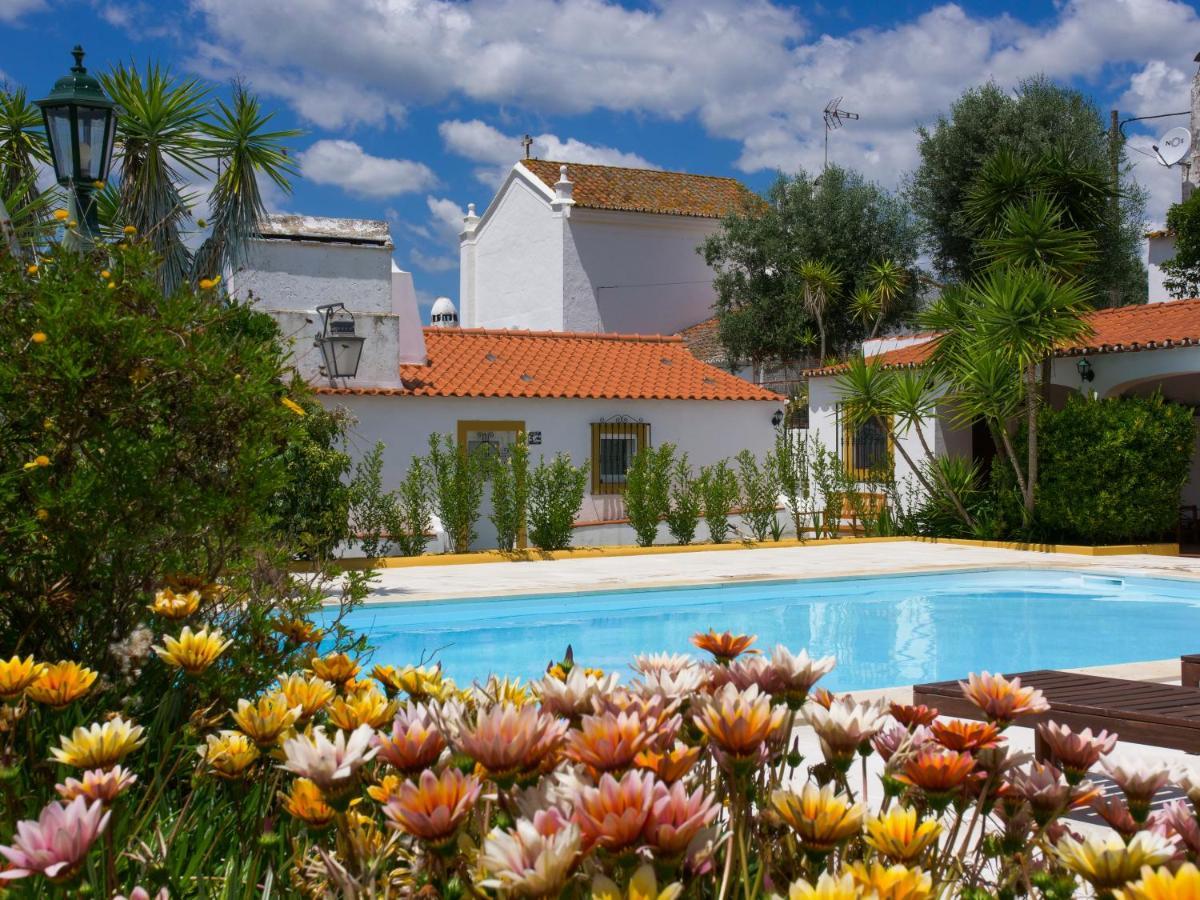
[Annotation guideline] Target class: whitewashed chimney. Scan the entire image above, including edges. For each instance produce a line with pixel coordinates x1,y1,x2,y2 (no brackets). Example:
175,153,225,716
551,165,574,215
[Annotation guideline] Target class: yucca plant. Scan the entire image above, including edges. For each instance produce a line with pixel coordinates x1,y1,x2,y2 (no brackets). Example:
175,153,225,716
794,258,843,361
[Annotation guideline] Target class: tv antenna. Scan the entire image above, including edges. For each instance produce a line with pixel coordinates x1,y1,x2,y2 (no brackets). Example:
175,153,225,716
823,97,859,170
1153,126,1192,167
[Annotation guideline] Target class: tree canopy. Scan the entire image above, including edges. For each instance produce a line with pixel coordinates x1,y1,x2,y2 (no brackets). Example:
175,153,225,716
1161,191,1200,299
700,166,921,366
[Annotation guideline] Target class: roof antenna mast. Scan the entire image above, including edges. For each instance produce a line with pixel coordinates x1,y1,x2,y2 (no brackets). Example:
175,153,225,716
823,97,859,170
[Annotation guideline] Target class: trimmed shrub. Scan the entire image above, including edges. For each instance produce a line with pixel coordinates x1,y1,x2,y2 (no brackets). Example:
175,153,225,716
426,432,486,553
774,426,812,539
665,453,703,545
489,435,529,552
528,453,588,550
699,459,741,543
624,444,674,546
394,455,433,557
736,449,779,542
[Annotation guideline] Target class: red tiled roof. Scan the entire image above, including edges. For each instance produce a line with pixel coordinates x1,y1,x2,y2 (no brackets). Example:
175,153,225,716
520,159,758,218
806,299,1200,377
677,316,726,364
315,328,781,401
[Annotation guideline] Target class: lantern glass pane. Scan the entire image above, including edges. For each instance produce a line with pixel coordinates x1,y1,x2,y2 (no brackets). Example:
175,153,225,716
45,107,74,182
76,108,109,182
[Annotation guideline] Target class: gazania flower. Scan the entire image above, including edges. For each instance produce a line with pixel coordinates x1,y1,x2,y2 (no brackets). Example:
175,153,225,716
634,742,702,783
782,873,859,900
894,749,977,808
375,702,446,775
1037,721,1116,783
889,703,938,729
1103,755,1172,822
632,653,698,677
707,654,783,695
231,694,301,748
376,663,452,701
538,667,620,718
327,686,398,731
865,806,941,863
572,769,657,852
1151,800,1200,856
1056,831,1175,891
1117,862,1200,900
367,773,405,805
594,690,681,746
146,588,201,619
199,730,261,779
0,797,109,883
643,780,719,857
1090,794,1141,839
1010,762,1098,824
55,766,137,804
958,671,1048,725
810,687,835,709
456,702,568,782
383,767,481,847
638,666,710,703
276,673,335,722
1176,764,1200,815
27,661,97,708
771,783,865,855
690,629,756,663
309,652,360,687
592,865,682,900
280,724,377,797
929,719,1001,753
273,617,323,644
565,710,651,775
693,683,786,767
153,626,231,675
845,861,933,900
0,655,46,701
480,816,582,897
803,696,887,769
770,645,836,707
872,724,932,763
52,717,145,769
281,778,335,830
475,674,534,708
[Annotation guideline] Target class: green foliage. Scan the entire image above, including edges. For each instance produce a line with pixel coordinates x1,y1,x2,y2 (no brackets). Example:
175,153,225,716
394,454,433,557
665,453,703,545
699,459,741,544
348,443,397,559
527,453,588,551
488,436,529,552
1162,190,1200,299
735,449,779,542
909,77,1146,305
774,426,813,539
701,165,921,365
624,444,674,546
426,433,485,554
810,443,854,539
1031,394,1195,544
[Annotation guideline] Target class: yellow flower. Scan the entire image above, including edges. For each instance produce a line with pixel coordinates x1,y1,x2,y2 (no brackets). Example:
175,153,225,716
198,278,216,290
784,873,860,900
0,655,46,701
122,225,137,235
231,693,301,748
30,331,47,343
309,652,360,687
276,673,335,722
107,282,116,289
153,626,232,675
146,588,201,620
92,180,105,189
35,508,49,521
280,397,307,417
367,773,405,805
52,716,145,768
53,209,69,221
282,778,335,830
327,686,397,731
771,783,865,854
592,865,683,900
379,664,454,702
23,455,51,471
846,862,934,900
1057,832,1176,891
273,617,323,644
199,730,260,779
865,806,942,863
28,661,97,708
1118,863,1200,900
99,270,110,279
26,264,38,275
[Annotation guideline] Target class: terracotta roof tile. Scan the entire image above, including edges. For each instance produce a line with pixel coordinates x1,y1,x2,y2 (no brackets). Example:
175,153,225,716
677,316,727,364
315,328,781,401
805,298,1200,377
520,159,757,218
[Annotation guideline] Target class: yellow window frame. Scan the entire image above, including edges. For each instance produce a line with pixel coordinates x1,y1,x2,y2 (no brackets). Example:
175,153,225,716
590,422,650,495
841,413,894,481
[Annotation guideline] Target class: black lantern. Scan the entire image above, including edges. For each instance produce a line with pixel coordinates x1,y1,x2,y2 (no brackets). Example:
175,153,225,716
772,409,785,427
35,46,117,237
1076,357,1095,384
315,303,365,382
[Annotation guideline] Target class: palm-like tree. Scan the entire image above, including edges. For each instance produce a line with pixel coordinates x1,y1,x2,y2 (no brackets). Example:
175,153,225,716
864,259,908,338
795,259,842,362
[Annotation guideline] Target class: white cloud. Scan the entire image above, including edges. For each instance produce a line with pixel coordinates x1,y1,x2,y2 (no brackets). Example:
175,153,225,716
0,0,44,22
1122,60,1193,117
410,247,458,272
297,140,438,198
426,196,466,245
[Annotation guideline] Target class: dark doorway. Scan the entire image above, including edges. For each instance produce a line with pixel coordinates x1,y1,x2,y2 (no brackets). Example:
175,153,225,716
971,418,997,481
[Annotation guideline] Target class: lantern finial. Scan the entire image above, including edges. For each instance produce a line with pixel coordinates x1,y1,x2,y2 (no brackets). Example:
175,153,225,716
71,46,86,71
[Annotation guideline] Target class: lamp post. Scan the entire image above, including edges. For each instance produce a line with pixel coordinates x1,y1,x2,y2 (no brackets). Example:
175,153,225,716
35,46,118,242
315,303,365,385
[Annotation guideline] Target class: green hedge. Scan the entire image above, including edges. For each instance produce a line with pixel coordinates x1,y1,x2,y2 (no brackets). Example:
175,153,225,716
1033,393,1195,544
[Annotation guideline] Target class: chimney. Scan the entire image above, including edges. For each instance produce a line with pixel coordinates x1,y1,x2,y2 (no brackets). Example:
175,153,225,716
551,165,574,215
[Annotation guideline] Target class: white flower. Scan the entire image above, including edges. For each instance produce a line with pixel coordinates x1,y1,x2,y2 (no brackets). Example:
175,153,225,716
638,666,709,701
279,725,377,792
632,653,697,677
536,668,619,718
1175,762,1200,805
803,697,886,766
770,646,836,700
1101,754,1171,804
480,817,581,897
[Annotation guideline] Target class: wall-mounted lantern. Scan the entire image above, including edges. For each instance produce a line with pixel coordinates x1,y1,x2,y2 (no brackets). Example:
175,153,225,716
1076,357,1095,385
315,303,365,383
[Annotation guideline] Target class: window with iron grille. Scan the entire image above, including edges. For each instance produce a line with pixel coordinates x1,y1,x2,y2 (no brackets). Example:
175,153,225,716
590,418,650,495
836,405,892,481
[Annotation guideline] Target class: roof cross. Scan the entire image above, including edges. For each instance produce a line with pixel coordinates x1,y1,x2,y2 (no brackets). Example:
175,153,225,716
521,134,533,159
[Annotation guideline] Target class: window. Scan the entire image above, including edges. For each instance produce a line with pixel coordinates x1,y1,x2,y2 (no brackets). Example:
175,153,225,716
457,420,524,467
839,410,892,481
590,420,650,495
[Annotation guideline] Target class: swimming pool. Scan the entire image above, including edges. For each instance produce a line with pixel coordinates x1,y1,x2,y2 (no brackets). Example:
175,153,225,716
322,568,1200,689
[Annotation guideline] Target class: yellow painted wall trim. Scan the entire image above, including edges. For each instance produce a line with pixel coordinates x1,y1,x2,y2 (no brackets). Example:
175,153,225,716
914,537,1180,557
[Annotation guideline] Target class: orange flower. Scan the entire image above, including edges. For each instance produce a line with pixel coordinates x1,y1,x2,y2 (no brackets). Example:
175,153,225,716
572,769,657,853
456,702,568,783
375,702,446,775
690,629,756,663
282,778,335,830
889,703,938,729
309,652,360,687
634,742,703,784
565,711,652,776
958,672,1048,726
693,684,785,768
894,749,977,809
27,661,97,708
929,719,1001,754
383,768,481,847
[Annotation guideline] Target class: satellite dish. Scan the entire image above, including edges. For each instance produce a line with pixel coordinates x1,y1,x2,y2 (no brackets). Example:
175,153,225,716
1154,126,1192,167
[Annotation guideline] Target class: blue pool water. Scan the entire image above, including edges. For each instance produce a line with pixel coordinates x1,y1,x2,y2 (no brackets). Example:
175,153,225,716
320,568,1200,689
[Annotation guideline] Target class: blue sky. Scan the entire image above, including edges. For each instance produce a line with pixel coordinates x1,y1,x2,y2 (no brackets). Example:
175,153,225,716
3,0,1199,317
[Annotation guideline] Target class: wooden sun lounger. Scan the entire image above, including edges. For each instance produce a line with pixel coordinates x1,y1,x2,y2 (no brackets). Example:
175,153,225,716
913,669,1200,757
1181,654,1200,688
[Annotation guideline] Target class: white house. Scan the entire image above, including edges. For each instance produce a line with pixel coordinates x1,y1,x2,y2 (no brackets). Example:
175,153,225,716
235,214,783,552
459,159,755,336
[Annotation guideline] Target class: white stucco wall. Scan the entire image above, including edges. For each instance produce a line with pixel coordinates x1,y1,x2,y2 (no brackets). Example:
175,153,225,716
1147,235,1178,303
324,394,779,550
236,240,394,314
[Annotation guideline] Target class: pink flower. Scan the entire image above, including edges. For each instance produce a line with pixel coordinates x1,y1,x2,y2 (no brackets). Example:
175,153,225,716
1036,722,1116,782
871,724,932,764
643,781,720,857
572,769,657,852
0,797,110,882
1150,800,1200,856
54,766,137,805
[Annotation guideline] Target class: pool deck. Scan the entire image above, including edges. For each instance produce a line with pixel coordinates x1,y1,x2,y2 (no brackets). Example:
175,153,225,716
361,539,1200,604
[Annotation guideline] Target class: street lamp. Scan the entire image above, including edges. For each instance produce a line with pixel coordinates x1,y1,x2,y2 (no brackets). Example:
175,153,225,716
315,303,365,383
35,46,118,239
